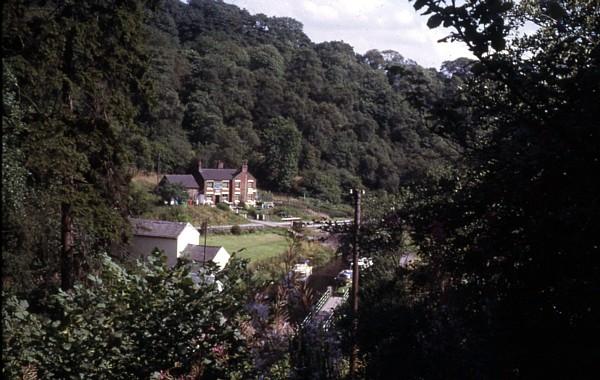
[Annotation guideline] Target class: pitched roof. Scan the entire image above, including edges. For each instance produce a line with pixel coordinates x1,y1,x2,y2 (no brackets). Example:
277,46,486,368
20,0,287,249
181,244,222,262
129,218,190,239
198,169,238,181
162,175,200,188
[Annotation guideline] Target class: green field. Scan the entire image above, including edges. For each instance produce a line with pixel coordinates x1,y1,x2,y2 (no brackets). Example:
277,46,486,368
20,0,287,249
204,232,289,262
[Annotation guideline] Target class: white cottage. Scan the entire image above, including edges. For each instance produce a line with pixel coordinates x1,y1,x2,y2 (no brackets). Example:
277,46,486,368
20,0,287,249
181,245,230,270
129,218,199,267
129,218,230,269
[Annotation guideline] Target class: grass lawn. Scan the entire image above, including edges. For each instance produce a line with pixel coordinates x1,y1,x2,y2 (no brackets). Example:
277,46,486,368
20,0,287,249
204,232,289,262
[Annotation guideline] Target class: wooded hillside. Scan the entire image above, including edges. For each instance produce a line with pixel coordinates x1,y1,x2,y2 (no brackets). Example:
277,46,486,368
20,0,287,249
138,0,469,199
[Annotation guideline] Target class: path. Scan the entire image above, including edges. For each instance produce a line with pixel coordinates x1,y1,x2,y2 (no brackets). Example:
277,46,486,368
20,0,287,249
301,286,349,331
312,295,346,326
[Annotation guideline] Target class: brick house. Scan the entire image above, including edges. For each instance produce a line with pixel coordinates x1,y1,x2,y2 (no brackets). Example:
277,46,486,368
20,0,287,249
195,160,257,206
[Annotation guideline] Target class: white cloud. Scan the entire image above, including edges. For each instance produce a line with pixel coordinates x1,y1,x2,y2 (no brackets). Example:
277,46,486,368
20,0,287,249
224,0,474,68
302,1,339,21
394,10,414,25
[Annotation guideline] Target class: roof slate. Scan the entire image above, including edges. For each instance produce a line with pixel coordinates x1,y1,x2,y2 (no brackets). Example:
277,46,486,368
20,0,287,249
198,169,239,181
163,175,200,188
130,218,189,239
182,244,222,262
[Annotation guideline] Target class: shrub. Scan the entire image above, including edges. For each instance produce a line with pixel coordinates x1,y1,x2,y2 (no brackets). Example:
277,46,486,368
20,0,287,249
246,206,257,219
231,224,242,235
156,182,188,203
129,182,161,216
216,202,230,211
2,253,254,379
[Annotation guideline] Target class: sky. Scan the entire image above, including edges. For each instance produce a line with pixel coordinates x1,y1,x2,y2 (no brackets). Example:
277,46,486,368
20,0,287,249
223,0,474,69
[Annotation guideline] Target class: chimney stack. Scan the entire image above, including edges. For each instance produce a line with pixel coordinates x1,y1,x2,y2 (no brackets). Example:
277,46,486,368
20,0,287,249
198,159,203,172
217,160,224,169
242,160,248,173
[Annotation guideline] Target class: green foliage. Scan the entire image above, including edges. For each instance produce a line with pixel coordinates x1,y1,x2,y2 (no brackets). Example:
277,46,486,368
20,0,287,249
157,182,189,203
128,181,161,216
2,0,156,289
231,224,242,235
259,117,302,192
2,64,37,291
2,253,254,379
141,203,247,226
349,1,600,377
216,202,231,211
300,170,342,204
150,0,464,199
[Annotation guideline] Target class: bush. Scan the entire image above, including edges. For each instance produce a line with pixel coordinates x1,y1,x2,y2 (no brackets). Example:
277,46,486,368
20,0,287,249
246,206,257,219
157,182,188,203
259,190,273,202
128,182,161,216
216,202,230,211
2,253,254,379
231,224,242,235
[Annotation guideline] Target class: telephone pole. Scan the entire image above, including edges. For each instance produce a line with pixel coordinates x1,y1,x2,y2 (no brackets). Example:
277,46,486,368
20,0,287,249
350,188,362,378
202,220,208,265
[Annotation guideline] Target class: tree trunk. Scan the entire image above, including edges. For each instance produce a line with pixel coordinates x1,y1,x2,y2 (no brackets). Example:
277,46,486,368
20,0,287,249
61,202,74,290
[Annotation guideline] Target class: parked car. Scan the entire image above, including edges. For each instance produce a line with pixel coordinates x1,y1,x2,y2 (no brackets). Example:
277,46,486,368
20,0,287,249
335,269,353,284
350,257,373,269
289,261,313,282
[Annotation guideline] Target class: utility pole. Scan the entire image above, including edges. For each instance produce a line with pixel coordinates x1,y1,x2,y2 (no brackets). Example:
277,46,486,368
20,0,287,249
350,188,362,378
202,220,208,266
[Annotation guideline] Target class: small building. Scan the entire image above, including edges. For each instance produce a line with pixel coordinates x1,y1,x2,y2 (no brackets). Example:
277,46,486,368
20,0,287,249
129,218,199,267
181,245,230,270
196,160,257,206
159,174,201,204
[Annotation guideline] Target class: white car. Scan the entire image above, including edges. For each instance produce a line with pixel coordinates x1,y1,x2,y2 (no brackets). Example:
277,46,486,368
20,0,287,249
335,269,353,284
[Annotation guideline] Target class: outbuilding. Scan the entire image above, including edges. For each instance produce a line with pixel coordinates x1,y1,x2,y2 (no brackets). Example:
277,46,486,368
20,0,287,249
129,218,199,267
181,245,230,270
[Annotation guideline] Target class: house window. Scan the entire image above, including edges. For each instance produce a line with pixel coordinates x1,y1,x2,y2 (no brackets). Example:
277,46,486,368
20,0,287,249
206,195,213,201
248,180,254,188
235,180,241,189
222,180,228,188
206,181,214,188
234,194,240,201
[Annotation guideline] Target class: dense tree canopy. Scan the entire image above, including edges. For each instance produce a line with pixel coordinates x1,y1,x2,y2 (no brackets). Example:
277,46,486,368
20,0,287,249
346,0,600,378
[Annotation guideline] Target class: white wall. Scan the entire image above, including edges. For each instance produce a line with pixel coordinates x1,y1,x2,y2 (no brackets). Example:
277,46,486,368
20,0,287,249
176,224,200,263
131,223,199,267
212,247,231,270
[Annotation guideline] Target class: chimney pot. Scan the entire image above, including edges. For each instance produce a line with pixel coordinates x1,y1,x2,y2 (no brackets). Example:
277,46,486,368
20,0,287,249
242,160,248,172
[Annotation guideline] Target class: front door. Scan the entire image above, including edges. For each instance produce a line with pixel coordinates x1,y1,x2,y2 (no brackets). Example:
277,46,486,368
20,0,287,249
215,195,221,203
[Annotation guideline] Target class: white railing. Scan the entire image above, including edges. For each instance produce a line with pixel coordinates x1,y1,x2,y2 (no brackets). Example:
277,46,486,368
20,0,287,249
300,287,332,328
321,287,350,331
